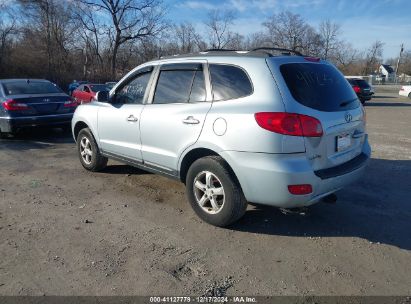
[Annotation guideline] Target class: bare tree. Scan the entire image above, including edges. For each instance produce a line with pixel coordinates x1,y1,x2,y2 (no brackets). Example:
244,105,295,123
363,40,384,74
71,0,109,79
173,22,202,53
0,4,18,73
319,19,341,60
225,32,244,50
262,11,318,54
333,41,363,74
399,51,411,75
205,9,236,50
79,0,166,78
334,42,359,66
18,0,77,82
243,31,269,50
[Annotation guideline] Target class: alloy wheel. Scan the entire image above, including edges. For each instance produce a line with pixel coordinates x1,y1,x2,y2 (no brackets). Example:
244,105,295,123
80,136,93,165
193,171,225,214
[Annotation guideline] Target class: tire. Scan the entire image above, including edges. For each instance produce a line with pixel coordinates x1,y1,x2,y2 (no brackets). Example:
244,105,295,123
408,92,411,99
77,128,108,171
360,98,366,105
186,156,247,227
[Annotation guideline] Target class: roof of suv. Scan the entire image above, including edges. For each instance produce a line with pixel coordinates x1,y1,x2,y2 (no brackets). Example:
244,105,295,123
159,48,305,60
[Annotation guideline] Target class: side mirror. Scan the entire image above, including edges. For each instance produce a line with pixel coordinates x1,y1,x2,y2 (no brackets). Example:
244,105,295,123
95,90,109,102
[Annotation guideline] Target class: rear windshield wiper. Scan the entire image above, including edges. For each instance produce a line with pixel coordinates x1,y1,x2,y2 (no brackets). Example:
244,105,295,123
339,99,356,107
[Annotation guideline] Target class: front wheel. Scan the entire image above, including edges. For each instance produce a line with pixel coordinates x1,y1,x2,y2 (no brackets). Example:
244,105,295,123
77,128,108,171
186,156,247,227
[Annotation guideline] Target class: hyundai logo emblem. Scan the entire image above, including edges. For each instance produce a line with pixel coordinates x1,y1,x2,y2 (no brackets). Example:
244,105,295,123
345,112,352,123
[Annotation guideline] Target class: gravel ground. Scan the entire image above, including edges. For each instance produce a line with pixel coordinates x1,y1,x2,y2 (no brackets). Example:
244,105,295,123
0,90,410,296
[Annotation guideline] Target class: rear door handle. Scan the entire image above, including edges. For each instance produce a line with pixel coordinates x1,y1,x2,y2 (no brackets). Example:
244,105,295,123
127,114,138,122
182,116,200,125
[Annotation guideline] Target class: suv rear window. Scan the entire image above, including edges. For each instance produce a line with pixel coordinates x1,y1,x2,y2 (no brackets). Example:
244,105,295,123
280,63,360,112
210,65,252,101
3,81,62,95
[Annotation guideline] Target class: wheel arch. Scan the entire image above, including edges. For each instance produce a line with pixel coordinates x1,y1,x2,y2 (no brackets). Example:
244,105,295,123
178,147,242,189
73,121,90,142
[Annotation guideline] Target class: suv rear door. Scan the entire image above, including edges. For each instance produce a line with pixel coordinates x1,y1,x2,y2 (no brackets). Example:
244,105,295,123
139,61,211,173
267,59,366,171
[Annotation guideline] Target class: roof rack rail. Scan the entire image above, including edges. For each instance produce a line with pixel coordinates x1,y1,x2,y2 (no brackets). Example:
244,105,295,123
251,47,303,56
201,49,241,52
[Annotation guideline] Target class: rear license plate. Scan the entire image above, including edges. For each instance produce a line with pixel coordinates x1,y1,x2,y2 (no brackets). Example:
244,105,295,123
336,134,352,151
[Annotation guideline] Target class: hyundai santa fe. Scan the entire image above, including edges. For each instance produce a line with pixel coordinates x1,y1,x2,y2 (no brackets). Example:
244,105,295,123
72,48,371,227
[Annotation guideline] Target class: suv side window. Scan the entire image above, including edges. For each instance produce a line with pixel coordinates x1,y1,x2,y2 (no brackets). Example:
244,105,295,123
84,86,90,93
153,65,206,104
116,71,152,104
210,64,253,101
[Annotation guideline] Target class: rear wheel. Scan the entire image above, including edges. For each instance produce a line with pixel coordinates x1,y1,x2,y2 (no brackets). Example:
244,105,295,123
77,128,107,171
186,156,247,227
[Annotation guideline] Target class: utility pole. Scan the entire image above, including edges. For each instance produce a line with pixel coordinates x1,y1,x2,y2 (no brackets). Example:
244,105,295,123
395,43,404,83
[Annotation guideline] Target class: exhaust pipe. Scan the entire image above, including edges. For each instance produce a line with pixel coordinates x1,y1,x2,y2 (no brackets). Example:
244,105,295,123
322,193,337,204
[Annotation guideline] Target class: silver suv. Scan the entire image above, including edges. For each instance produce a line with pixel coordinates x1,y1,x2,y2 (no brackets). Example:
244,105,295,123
72,49,371,227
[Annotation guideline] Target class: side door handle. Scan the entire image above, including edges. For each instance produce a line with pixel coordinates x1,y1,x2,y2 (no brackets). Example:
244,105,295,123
127,114,138,122
182,116,200,125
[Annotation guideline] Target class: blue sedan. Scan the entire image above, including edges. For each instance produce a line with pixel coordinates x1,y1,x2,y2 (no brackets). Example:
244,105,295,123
0,79,77,137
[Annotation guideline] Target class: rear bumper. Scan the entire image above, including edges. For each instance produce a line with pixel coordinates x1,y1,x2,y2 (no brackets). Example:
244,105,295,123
221,138,371,208
358,93,372,101
0,114,73,133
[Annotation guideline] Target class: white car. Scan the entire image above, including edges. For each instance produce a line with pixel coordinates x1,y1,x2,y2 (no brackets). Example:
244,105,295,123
399,85,411,98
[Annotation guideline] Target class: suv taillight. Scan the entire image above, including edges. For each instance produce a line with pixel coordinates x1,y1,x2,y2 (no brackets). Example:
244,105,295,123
255,112,323,137
353,85,361,93
2,99,29,111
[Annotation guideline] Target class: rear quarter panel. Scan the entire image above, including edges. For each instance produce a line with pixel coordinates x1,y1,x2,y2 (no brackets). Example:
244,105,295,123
196,57,306,154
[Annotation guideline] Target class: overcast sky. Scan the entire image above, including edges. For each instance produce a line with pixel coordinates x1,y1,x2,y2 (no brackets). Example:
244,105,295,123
168,0,411,60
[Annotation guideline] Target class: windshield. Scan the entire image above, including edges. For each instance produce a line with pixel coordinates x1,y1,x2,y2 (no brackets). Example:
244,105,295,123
280,63,360,112
90,84,107,92
3,81,62,95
